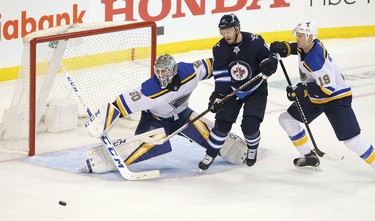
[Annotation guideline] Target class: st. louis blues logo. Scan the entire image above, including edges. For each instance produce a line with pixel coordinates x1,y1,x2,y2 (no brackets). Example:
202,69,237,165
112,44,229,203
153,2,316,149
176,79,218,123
229,60,252,81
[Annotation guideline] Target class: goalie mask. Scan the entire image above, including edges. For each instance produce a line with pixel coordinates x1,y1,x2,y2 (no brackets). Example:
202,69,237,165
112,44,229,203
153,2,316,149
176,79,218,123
154,54,178,89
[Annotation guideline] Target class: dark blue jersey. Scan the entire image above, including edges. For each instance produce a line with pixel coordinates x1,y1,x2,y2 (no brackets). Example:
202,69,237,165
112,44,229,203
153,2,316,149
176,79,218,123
212,32,272,99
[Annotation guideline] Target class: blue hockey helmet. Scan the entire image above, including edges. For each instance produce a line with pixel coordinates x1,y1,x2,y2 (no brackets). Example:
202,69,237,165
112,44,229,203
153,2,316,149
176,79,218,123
218,13,240,30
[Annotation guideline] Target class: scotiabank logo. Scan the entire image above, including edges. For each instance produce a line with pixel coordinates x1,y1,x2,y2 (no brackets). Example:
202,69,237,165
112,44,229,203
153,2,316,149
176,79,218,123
101,0,290,21
0,4,85,41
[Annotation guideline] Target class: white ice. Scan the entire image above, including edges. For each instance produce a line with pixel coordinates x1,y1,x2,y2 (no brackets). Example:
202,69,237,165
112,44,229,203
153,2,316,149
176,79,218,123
0,38,374,221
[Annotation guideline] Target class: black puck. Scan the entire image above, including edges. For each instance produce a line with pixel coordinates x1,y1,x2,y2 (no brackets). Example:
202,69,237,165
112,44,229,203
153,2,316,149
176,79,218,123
59,201,67,206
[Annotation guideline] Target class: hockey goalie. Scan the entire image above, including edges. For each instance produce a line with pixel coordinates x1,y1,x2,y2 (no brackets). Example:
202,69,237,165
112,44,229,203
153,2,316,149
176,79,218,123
81,54,248,173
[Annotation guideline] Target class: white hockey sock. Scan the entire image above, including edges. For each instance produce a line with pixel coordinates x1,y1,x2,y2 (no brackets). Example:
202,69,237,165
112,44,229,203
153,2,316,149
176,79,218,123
344,135,375,168
279,112,312,156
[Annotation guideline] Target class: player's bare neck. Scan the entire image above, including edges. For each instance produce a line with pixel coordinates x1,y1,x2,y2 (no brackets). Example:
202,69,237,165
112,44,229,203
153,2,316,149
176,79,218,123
303,41,314,54
236,32,242,43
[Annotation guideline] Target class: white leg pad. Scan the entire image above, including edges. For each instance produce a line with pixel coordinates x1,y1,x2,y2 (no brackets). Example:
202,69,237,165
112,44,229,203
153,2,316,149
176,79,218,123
82,128,166,173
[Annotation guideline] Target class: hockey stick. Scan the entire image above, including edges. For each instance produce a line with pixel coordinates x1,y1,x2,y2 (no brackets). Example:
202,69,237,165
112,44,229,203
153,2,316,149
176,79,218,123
277,55,344,161
61,65,160,180
154,73,266,145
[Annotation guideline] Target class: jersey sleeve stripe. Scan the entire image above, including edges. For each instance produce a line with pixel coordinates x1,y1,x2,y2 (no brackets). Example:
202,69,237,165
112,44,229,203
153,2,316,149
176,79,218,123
181,72,196,84
115,95,131,117
202,58,213,80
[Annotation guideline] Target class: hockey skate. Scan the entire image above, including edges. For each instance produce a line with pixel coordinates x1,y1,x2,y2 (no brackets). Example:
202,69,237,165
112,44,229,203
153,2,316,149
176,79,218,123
246,148,257,167
198,154,214,173
293,151,322,172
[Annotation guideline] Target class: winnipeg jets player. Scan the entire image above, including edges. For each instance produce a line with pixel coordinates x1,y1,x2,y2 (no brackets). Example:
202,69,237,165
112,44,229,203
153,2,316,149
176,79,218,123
82,54,248,173
198,13,278,171
270,21,374,170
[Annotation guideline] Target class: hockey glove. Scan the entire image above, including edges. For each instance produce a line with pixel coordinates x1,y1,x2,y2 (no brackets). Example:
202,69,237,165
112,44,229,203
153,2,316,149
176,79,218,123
208,91,225,113
270,41,291,58
260,57,278,77
286,83,308,101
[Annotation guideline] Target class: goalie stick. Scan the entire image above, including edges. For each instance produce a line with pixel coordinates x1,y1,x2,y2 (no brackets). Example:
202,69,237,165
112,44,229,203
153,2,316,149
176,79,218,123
153,73,266,145
61,65,160,180
277,55,344,161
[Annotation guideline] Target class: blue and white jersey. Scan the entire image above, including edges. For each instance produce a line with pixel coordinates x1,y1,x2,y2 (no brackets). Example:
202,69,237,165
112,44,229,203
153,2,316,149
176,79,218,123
297,39,352,104
212,32,273,99
114,58,213,121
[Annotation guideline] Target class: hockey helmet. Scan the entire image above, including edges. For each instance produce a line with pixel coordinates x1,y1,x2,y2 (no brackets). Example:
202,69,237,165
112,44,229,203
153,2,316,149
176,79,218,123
218,13,240,30
154,54,178,89
292,21,318,40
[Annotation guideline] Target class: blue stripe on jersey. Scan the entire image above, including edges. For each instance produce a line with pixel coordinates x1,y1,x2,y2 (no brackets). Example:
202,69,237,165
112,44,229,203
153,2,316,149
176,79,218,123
309,88,352,104
201,58,213,80
117,94,132,115
320,85,335,95
213,69,231,83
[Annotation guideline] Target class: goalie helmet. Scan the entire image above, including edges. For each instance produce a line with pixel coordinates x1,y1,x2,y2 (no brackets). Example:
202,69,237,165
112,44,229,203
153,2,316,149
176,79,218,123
292,21,318,40
154,54,178,89
218,13,240,30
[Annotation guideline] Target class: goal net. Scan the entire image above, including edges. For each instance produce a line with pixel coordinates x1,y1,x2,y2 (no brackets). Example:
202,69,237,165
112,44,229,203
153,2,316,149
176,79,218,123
0,21,157,156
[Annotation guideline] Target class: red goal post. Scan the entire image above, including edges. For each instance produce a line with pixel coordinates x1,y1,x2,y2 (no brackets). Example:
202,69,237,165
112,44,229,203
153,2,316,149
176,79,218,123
0,21,157,156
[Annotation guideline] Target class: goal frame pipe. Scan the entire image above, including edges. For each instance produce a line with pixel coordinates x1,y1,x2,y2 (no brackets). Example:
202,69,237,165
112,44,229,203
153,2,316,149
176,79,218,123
28,21,157,156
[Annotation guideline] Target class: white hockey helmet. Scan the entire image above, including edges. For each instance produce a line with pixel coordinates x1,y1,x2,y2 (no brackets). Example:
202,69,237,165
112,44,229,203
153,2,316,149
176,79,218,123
292,21,318,40
154,54,178,89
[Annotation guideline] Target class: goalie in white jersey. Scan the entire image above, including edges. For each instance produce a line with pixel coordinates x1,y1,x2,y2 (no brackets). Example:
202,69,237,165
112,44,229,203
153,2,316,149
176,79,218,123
82,54,248,173
270,21,374,170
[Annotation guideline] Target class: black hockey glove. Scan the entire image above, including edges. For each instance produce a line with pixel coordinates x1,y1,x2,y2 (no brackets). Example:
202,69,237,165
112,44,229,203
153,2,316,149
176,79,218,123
208,91,225,113
270,41,291,58
260,57,278,77
286,83,308,101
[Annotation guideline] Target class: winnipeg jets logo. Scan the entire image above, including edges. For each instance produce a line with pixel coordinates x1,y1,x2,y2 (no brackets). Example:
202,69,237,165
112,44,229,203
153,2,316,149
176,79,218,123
233,46,240,54
229,60,252,81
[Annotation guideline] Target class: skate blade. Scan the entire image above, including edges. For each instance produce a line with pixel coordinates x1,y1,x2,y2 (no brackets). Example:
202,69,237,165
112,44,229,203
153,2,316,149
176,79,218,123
295,165,323,172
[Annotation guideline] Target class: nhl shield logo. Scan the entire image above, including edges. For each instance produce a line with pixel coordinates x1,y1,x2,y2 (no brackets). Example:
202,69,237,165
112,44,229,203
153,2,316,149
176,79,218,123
229,60,252,81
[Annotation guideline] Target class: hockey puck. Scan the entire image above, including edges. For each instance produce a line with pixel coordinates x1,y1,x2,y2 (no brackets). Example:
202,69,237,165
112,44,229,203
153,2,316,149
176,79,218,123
59,201,67,206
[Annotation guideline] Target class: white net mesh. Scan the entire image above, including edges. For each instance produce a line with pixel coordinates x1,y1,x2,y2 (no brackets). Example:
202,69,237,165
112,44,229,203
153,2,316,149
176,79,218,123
0,21,155,154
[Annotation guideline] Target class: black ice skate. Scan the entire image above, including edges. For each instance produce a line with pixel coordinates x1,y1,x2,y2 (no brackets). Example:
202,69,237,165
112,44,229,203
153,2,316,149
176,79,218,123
198,154,214,173
293,151,322,172
246,148,257,167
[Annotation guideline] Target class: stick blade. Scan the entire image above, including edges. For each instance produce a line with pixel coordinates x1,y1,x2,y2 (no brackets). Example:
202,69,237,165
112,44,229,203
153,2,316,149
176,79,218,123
321,154,344,161
127,170,160,181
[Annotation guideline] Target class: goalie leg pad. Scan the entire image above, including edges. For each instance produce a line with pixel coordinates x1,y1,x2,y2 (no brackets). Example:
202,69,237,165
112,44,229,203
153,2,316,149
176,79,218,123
81,128,167,173
219,132,247,165
81,145,117,173
84,103,120,138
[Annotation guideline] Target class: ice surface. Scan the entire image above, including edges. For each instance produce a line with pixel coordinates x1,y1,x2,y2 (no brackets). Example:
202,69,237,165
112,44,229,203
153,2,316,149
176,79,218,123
0,38,374,221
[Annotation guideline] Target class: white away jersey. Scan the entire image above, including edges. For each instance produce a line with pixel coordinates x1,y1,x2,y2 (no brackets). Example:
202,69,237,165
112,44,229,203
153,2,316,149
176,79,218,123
298,39,352,104
115,58,212,121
